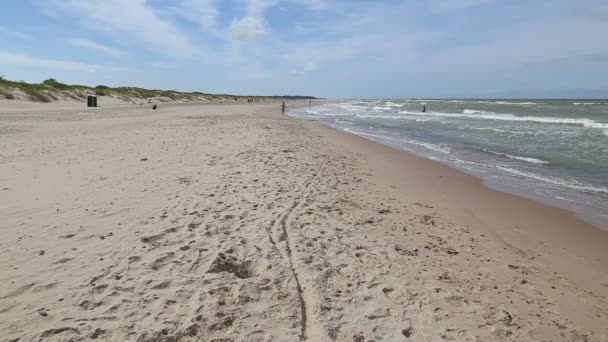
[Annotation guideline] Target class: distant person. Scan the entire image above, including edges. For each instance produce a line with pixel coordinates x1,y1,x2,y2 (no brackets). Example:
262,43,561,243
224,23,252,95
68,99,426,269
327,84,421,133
422,104,426,113
281,101,286,115
152,104,158,110
309,99,312,108
460,106,464,112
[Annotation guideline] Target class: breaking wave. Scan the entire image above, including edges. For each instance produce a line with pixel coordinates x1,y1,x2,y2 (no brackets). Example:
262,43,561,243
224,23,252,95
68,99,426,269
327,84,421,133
483,149,550,164
496,166,608,194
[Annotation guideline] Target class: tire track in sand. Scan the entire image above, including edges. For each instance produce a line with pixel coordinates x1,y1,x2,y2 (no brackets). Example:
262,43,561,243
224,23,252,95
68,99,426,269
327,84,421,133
272,156,328,341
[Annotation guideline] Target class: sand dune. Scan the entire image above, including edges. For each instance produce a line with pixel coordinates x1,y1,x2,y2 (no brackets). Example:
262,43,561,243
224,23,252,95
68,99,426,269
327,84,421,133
1,101,606,341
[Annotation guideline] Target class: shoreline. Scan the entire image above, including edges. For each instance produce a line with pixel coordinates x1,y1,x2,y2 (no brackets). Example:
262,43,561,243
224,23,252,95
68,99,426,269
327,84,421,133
289,103,608,231
291,107,608,290
1,101,606,341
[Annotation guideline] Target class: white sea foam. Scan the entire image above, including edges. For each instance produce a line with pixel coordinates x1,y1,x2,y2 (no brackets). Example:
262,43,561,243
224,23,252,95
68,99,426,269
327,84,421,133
496,166,608,194
351,131,451,154
333,120,352,124
372,106,390,111
493,101,540,105
454,159,491,167
483,149,550,164
355,114,399,119
305,108,323,115
337,103,363,112
384,101,402,107
354,113,442,123
399,110,608,133
555,195,576,202
469,127,512,134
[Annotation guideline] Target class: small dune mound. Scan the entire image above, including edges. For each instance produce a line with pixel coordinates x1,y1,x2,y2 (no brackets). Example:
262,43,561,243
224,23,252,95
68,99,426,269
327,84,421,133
206,253,252,279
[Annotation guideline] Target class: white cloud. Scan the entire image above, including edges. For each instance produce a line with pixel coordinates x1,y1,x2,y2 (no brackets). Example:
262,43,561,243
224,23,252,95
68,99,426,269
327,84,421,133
0,26,30,40
174,0,218,30
244,0,280,15
67,39,128,58
241,0,326,15
48,0,198,58
291,62,317,74
0,51,123,72
291,0,326,11
229,16,270,41
426,17,608,72
304,62,317,71
430,0,493,11
225,0,328,43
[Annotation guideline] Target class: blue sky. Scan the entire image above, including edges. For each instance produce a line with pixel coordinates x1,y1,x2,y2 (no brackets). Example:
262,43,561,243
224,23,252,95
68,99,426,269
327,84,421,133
0,0,607,98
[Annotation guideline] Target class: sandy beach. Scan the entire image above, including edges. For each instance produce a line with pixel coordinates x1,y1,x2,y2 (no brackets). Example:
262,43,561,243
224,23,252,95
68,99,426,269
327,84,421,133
1,100,607,341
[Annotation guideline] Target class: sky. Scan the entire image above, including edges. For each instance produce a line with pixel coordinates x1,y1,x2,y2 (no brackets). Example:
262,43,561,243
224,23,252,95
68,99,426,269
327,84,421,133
0,0,607,98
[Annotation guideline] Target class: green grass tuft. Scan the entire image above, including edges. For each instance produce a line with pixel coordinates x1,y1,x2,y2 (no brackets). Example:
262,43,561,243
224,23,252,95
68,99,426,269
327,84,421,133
23,89,52,103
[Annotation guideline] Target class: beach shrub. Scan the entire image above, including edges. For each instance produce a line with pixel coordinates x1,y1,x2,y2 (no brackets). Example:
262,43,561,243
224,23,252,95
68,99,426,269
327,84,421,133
46,92,58,101
0,89,15,99
43,78,72,90
24,90,51,103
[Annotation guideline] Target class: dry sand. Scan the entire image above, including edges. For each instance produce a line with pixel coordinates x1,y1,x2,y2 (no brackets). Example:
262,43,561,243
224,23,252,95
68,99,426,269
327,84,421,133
1,101,607,341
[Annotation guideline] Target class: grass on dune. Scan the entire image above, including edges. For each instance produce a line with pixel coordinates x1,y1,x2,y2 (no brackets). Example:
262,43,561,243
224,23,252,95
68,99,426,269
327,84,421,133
0,76,317,103
0,77,91,102
0,76,221,103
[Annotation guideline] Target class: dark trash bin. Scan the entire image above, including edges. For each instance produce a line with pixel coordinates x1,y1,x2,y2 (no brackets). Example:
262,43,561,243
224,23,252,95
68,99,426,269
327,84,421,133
87,95,97,107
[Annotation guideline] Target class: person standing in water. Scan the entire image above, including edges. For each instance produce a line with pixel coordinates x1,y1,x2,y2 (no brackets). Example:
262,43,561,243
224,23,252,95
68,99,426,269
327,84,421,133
281,101,286,115
422,104,426,113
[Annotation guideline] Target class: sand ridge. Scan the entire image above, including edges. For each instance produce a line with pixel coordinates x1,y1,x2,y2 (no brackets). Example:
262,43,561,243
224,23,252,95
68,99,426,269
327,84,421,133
0,101,606,341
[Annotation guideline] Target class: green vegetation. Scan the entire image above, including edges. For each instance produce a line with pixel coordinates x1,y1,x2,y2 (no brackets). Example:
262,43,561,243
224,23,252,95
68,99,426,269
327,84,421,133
0,76,318,103
0,77,91,102
0,89,15,100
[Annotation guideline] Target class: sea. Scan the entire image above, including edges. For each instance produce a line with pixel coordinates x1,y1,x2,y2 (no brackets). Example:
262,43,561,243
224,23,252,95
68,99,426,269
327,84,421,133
290,99,608,229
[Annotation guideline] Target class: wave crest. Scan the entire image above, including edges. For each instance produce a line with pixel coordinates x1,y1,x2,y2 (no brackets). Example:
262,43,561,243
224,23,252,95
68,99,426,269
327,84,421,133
497,166,608,194
400,110,608,133
483,149,550,164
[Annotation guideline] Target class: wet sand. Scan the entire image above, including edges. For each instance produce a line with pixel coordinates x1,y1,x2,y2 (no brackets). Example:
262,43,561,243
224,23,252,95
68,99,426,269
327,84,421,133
1,101,606,341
